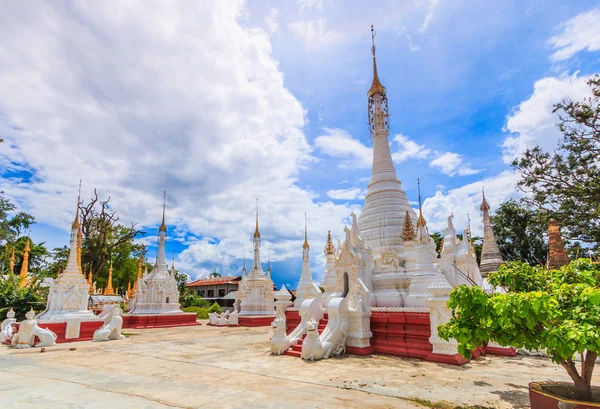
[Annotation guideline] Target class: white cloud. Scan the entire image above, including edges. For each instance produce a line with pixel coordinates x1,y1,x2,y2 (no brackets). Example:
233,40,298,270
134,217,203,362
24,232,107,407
298,0,324,13
419,0,440,33
327,187,367,200
392,133,431,163
314,128,371,168
0,1,356,277
429,152,479,176
549,8,600,62
502,74,593,163
265,7,280,34
288,18,344,49
422,171,520,236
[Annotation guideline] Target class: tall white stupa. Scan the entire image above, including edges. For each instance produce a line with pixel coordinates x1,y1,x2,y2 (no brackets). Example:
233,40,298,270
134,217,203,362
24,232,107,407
357,26,417,261
130,192,182,314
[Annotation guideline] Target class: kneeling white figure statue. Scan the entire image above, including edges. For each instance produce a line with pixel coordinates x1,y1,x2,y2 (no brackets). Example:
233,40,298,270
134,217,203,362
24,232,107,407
218,311,229,326
11,309,57,348
93,305,125,342
271,316,298,355
301,298,348,361
228,310,239,326
1,308,17,343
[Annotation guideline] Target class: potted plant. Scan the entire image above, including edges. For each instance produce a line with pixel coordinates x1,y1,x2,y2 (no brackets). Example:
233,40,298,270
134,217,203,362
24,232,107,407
439,259,600,408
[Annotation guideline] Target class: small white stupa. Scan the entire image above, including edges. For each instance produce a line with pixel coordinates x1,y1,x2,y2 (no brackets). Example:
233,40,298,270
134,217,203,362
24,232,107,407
37,193,100,323
235,200,275,316
130,192,182,314
294,214,321,306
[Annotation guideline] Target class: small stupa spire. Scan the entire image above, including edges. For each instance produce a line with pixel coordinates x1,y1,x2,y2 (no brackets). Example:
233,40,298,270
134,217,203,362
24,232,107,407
105,261,115,295
416,178,427,228
479,185,504,276
324,230,335,255
266,253,272,281
303,213,309,250
547,219,570,269
254,198,260,238
402,211,415,242
368,25,386,99
137,254,143,280
159,191,167,232
9,247,15,274
19,237,31,287
87,266,94,295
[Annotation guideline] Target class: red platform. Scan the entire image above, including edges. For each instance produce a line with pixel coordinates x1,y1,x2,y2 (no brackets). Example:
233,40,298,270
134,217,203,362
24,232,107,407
238,315,275,327
485,344,517,357
121,313,199,329
10,321,104,344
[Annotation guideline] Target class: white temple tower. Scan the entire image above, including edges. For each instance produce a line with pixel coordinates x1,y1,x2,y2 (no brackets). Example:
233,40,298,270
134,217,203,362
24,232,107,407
235,201,275,316
358,26,417,261
37,195,99,323
294,214,315,306
131,192,182,314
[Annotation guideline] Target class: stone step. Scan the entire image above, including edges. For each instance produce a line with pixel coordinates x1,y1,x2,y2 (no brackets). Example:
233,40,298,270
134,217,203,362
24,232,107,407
284,349,302,357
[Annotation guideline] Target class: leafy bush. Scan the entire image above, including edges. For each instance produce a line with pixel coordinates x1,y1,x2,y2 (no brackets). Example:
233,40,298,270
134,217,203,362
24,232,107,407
182,306,209,319
208,302,222,314
180,294,211,308
439,259,600,402
0,274,42,320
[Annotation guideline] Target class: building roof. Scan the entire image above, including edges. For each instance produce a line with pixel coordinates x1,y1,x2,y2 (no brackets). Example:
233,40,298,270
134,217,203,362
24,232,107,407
187,276,241,287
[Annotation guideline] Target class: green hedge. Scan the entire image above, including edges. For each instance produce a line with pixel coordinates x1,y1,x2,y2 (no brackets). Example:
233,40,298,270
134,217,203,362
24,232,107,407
182,306,210,319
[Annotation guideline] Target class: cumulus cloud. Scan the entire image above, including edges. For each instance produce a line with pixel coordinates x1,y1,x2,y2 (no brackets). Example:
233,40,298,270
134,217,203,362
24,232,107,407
392,133,431,162
419,0,440,33
502,74,593,163
549,8,600,62
288,18,344,49
298,0,324,13
265,7,281,34
422,171,520,236
0,1,355,277
327,187,367,200
314,128,371,168
429,152,479,176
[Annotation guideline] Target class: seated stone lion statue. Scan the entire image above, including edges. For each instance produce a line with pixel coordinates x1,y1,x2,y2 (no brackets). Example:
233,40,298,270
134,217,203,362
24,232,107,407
1,308,17,344
11,309,57,348
301,318,333,361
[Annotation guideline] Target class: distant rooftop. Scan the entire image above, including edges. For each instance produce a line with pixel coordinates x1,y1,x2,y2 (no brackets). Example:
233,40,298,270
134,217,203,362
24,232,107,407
187,276,241,287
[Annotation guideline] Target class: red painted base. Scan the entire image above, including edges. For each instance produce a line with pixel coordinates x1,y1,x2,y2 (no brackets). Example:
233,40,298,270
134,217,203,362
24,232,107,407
238,315,275,327
11,321,104,344
346,345,374,356
485,345,517,357
122,313,199,329
424,352,470,366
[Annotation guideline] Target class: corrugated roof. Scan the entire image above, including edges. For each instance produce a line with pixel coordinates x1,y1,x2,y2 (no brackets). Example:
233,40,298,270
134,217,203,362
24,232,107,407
187,276,241,287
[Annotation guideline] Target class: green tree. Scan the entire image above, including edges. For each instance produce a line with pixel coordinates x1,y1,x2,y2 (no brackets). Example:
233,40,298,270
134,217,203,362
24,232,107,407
439,259,600,402
0,194,35,246
513,75,600,249
0,273,42,321
491,199,548,265
209,270,221,278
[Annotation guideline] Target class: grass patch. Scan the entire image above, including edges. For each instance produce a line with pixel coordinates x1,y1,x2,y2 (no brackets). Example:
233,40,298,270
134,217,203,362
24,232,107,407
121,332,139,337
404,397,494,409
182,306,210,319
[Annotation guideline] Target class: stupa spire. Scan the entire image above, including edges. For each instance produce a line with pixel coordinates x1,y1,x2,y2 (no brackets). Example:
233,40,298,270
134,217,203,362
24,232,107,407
254,198,260,239
155,193,169,271
9,247,15,274
19,237,31,286
105,262,115,295
479,187,503,276
416,178,427,228
547,218,569,269
251,199,262,274
302,213,309,258
368,25,386,101
159,191,167,232
402,211,415,242
324,230,335,255
87,266,94,295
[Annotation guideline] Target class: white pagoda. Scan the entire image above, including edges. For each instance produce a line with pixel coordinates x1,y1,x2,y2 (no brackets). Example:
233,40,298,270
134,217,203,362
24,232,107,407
130,193,181,314
37,195,100,325
294,215,321,306
235,202,275,316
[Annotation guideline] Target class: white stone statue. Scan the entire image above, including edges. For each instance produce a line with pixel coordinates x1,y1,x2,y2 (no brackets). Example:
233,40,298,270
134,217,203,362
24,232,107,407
93,305,125,342
218,311,229,326
208,312,220,325
11,309,57,349
228,310,239,326
1,308,17,343
271,317,295,355
301,298,348,361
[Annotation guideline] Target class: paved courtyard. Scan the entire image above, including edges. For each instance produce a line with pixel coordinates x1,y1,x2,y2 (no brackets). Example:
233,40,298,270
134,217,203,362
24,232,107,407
1,321,598,409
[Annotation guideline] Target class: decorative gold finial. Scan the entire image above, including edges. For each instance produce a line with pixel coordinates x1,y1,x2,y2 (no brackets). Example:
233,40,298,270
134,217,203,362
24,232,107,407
324,230,336,255
72,180,82,229
137,254,143,279
105,261,115,295
254,198,260,238
303,213,309,249
19,237,31,287
367,25,386,99
416,178,427,228
9,247,15,274
402,211,415,241
159,191,167,232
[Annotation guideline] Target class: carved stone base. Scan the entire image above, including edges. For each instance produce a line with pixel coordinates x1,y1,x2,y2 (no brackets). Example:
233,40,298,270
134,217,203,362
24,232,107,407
424,352,469,366
13,321,103,343
121,313,199,329
346,345,374,356
238,315,275,327
485,342,517,357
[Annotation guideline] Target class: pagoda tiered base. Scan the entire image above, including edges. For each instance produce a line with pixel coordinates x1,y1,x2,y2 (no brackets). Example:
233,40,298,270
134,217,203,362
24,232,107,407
122,312,199,329
238,315,275,327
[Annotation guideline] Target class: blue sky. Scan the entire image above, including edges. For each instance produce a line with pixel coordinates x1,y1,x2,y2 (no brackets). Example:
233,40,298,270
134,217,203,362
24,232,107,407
1,1,599,289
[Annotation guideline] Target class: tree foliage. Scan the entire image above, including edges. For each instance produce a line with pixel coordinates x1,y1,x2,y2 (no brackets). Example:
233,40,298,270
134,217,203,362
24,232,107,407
513,75,600,249
439,259,600,401
0,274,42,321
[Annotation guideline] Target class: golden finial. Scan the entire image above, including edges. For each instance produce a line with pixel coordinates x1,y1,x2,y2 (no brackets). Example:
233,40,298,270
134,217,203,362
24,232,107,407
105,261,115,295
416,178,427,228
480,180,490,212
137,254,143,280
19,237,31,287
324,230,336,255
159,191,167,232
367,25,386,99
303,213,309,249
87,266,94,295
254,198,260,238
9,247,15,274
72,179,82,229
402,211,415,241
